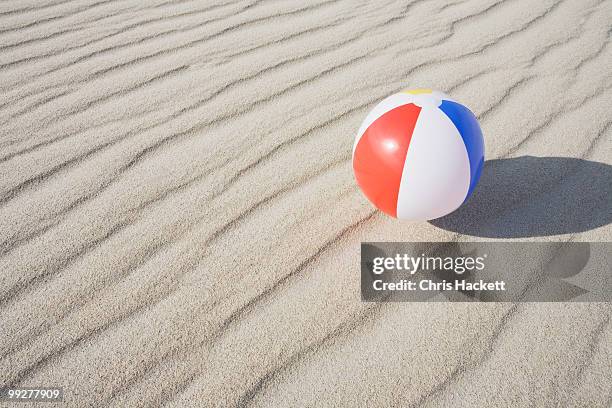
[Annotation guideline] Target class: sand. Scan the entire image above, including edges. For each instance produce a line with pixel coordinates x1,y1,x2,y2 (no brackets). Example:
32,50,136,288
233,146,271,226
0,0,611,406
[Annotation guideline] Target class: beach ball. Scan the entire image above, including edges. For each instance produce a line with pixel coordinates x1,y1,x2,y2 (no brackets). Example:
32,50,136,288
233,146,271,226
352,89,484,221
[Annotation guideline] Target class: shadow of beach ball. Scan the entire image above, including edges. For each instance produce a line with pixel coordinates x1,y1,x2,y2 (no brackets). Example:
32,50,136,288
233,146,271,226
430,156,612,238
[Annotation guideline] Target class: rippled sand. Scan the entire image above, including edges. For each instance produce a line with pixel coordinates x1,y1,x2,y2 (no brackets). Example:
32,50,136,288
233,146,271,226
0,0,611,406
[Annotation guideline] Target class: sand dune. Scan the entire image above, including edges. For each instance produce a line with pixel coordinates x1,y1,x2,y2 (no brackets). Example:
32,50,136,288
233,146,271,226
0,0,611,406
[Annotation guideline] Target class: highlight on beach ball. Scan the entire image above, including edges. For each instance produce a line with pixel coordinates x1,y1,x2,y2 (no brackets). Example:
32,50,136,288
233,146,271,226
352,89,484,221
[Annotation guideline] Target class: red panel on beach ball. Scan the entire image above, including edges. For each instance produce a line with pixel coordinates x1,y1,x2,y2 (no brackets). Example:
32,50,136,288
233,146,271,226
352,103,421,217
